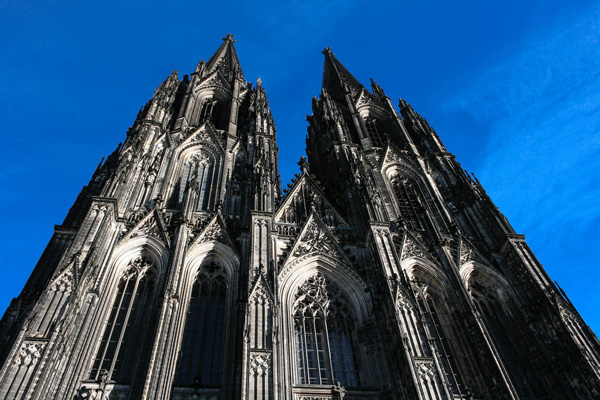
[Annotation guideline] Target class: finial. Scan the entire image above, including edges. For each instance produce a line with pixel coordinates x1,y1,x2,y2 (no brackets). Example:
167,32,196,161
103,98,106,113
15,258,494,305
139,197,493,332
223,33,236,43
370,78,386,97
322,47,333,55
257,76,262,87
298,156,309,174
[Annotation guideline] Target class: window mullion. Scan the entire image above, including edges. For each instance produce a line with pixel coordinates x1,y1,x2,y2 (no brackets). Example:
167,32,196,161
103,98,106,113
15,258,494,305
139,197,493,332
95,276,129,380
109,273,142,377
323,313,334,385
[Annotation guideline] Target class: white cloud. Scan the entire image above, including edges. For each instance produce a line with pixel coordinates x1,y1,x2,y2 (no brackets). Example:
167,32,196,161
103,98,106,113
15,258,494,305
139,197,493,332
445,4,600,238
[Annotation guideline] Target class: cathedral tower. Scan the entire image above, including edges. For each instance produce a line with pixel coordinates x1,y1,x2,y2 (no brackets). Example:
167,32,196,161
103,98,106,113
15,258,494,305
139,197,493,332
1,37,599,400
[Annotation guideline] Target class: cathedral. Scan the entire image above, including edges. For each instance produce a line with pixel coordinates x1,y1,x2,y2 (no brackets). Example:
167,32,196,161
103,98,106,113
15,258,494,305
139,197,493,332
1,34,600,400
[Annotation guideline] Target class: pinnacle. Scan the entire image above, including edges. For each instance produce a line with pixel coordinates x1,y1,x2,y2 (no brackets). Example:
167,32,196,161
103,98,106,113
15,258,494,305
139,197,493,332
205,33,244,80
223,33,236,43
321,47,363,93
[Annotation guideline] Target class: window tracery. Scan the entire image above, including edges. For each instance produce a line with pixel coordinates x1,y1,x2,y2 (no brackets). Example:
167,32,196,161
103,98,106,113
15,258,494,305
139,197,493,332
293,273,360,387
177,154,214,210
176,262,228,387
390,174,424,231
364,117,387,148
90,256,156,383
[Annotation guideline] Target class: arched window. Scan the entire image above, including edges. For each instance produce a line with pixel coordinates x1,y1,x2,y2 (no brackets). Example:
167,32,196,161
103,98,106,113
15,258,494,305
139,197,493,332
469,282,541,398
176,262,228,387
391,175,424,231
177,154,214,210
416,295,463,395
199,97,220,125
293,273,360,387
90,256,156,382
364,117,388,148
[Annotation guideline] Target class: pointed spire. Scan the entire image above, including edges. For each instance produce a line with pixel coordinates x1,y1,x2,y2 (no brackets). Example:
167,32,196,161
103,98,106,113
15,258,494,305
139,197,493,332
321,47,363,95
204,33,245,80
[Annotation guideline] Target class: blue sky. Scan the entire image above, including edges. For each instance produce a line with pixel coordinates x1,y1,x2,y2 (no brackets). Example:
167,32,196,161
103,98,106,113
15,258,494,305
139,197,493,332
1,1,599,333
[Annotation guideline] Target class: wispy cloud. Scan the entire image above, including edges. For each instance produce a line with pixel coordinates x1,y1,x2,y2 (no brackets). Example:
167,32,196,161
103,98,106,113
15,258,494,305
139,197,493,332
445,4,600,241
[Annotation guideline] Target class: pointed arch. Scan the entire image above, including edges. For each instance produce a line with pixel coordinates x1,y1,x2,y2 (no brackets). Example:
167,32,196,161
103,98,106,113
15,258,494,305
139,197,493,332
402,259,465,396
164,141,223,211
279,256,372,391
88,237,168,385
172,241,240,392
460,262,545,398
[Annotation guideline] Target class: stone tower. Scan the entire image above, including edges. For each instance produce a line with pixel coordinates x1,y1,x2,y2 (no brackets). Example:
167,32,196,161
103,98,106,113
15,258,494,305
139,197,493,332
1,37,599,400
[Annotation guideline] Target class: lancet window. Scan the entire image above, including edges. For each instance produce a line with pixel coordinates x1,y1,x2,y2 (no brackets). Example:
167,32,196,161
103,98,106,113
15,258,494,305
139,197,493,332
411,281,464,396
176,262,228,387
198,97,220,125
469,283,540,398
177,154,214,210
391,175,424,231
90,257,156,382
293,273,360,387
364,117,388,148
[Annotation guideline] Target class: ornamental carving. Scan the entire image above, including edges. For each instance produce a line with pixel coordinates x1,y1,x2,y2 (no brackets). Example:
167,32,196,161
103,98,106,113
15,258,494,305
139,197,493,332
14,342,45,366
298,397,331,400
130,217,162,240
201,220,228,243
294,273,347,318
122,256,153,280
50,269,74,292
401,236,426,260
249,353,272,376
293,221,336,257
249,281,272,305
395,287,415,312
415,359,436,381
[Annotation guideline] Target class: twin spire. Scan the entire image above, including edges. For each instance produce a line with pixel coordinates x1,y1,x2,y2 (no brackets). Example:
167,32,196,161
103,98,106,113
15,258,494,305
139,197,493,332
201,35,371,97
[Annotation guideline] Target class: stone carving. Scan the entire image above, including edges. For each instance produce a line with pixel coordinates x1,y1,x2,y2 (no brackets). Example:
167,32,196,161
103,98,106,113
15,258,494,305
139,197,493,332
396,286,415,312
50,269,74,292
122,256,153,280
14,342,45,366
293,220,336,257
401,236,426,260
249,353,271,376
200,219,228,244
294,273,347,318
415,359,436,381
130,216,162,240
249,279,272,305
332,381,347,399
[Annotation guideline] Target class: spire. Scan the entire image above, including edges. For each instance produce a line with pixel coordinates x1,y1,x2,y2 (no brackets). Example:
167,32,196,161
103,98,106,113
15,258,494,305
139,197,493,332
204,33,245,80
321,47,363,96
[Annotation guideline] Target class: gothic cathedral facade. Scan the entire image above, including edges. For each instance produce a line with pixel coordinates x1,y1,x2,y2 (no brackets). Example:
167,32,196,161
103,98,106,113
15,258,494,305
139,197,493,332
1,35,599,400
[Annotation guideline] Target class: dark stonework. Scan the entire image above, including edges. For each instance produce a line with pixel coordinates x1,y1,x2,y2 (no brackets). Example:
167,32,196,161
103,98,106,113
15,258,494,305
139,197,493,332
0,36,599,400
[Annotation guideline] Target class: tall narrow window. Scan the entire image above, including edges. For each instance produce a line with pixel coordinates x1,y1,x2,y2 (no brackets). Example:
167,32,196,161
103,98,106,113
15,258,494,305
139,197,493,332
417,296,463,396
199,98,220,125
293,273,360,387
392,176,424,231
90,257,156,383
475,291,539,398
365,117,388,148
176,263,228,387
177,154,214,210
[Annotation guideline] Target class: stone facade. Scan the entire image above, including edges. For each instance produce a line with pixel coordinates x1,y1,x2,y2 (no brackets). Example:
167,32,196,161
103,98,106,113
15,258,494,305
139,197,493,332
1,35,599,400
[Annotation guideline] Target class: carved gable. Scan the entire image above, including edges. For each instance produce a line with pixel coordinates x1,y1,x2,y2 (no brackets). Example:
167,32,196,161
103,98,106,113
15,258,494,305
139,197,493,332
195,70,232,94
189,213,236,250
397,231,437,264
275,173,349,230
181,123,226,153
121,209,170,247
283,213,351,267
